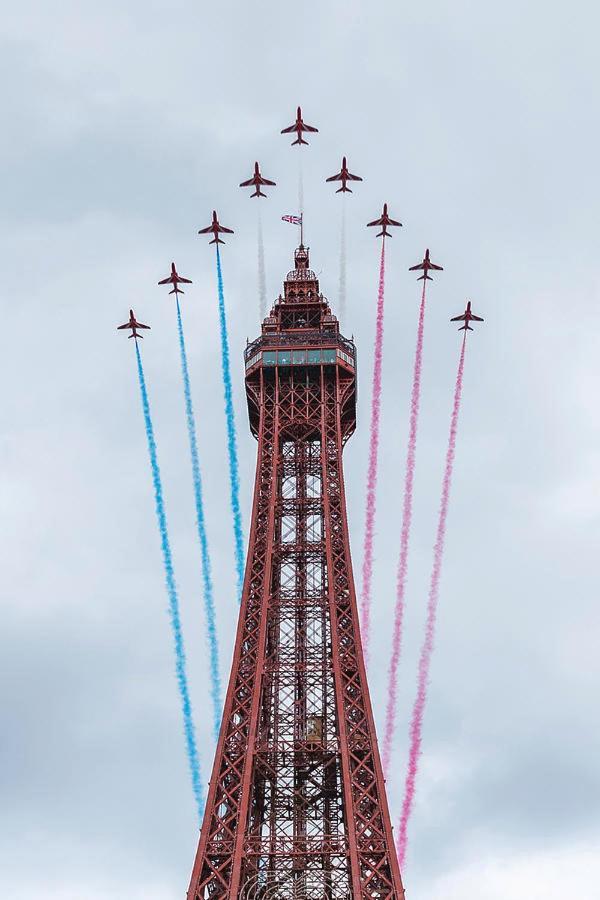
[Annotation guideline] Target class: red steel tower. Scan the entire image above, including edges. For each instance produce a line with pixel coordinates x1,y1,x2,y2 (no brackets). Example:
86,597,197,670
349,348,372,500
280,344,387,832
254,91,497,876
188,246,404,900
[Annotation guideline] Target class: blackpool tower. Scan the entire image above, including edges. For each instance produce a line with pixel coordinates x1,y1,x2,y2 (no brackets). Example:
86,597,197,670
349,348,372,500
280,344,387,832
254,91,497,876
187,245,404,900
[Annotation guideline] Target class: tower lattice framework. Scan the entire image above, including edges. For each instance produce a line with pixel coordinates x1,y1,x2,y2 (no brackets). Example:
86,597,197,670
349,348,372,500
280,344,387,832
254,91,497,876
188,246,404,900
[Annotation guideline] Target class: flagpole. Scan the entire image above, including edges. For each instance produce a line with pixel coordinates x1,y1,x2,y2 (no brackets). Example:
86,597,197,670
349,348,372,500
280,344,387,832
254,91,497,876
300,213,303,247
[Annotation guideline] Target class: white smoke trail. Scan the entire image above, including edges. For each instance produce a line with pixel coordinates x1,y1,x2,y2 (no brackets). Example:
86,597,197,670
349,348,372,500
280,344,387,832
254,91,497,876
298,153,304,226
257,206,267,320
338,195,347,321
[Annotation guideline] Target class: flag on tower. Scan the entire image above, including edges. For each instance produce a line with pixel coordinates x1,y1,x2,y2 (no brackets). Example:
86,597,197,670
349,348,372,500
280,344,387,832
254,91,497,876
282,214,302,225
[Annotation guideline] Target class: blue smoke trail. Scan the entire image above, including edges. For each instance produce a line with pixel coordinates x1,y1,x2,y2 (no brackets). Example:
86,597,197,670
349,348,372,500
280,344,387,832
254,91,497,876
215,246,245,599
175,296,222,741
134,341,204,819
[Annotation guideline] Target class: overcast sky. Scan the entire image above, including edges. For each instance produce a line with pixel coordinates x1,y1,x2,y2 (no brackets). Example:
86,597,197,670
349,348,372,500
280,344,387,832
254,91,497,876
1,1,599,897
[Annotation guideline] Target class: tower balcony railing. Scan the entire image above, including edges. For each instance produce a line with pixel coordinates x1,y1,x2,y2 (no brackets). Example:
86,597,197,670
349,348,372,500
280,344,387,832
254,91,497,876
284,267,318,282
245,330,355,363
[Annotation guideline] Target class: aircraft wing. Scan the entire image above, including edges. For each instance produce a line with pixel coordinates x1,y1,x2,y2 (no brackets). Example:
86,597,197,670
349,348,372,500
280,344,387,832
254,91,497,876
326,173,343,182
304,124,318,132
158,276,172,284
217,224,234,234
408,263,424,271
117,322,130,329
367,217,383,227
239,177,256,187
281,124,296,134
259,176,276,185
388,216,402,226
430,263,444,271
450,313,467,321
347,173,363,181
198,224,214,234
180,276,193,284
471,313,484,321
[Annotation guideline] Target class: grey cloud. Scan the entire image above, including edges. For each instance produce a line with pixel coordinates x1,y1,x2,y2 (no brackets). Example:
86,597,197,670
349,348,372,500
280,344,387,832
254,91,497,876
1,0,599,897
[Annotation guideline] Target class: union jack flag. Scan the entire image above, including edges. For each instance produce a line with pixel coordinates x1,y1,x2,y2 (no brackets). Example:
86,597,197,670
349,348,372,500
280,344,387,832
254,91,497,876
281,214,302,225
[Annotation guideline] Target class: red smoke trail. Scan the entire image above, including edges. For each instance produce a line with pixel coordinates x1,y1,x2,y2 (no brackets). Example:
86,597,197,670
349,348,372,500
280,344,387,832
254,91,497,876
382,282,427,772
360,240,386,659
396,335,467,868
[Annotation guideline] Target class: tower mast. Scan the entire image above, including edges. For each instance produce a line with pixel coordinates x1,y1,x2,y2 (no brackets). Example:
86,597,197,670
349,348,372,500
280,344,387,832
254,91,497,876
187,244,404,900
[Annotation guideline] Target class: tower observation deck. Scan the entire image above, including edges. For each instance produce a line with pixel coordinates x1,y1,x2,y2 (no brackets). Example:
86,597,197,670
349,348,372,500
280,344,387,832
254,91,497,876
187,245,404,900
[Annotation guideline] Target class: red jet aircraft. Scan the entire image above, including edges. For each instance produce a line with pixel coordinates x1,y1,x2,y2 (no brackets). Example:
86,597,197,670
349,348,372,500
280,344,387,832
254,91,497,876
281,106,318,145
326,156,363,193
451,301,484,331
198,210,234,244
117,309,150,340
409,248,444,281
158,262,192,295
367,203,403,238
239,161,276,198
